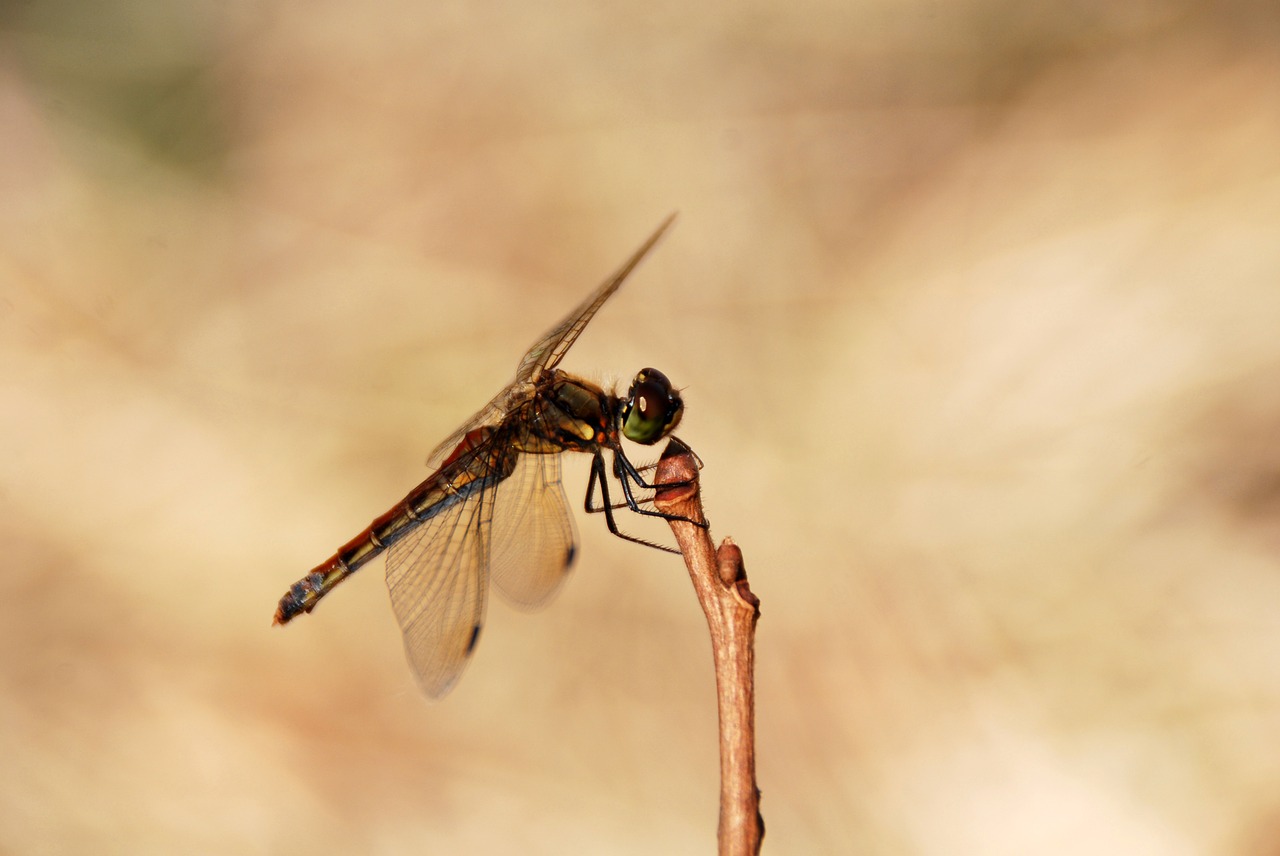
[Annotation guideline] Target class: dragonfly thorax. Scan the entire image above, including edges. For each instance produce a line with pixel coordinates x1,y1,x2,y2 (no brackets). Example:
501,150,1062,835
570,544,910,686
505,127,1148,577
530,372,613,452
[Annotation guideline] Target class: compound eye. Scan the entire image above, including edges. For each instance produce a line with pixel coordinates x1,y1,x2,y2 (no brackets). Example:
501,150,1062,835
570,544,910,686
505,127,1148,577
621,368,683,444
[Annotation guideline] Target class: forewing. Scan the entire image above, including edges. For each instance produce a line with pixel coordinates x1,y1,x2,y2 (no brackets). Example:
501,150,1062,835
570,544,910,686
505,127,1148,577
516,214,676,383
426,215,675,471
385,475,497,699
489,451,578,610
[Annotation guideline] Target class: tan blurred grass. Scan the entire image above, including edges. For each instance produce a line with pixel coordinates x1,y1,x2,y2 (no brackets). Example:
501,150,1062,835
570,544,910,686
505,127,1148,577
3,1,1280,853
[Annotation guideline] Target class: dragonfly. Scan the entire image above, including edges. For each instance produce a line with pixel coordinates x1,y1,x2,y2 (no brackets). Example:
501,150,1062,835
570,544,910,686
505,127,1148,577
274,215,700,698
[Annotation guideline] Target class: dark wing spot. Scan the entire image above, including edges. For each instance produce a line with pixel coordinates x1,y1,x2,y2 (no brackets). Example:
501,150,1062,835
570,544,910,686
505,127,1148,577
564,544,577,571
466,624,482,655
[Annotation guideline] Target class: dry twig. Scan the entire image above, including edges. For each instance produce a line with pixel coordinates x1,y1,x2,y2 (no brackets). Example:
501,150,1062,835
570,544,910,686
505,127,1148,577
654,440,764,856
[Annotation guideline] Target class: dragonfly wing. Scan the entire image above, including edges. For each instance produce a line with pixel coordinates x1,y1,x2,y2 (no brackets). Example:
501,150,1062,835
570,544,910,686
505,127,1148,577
426,215,674,470
385,475,497,699
516,214,676,383
489,451,578,610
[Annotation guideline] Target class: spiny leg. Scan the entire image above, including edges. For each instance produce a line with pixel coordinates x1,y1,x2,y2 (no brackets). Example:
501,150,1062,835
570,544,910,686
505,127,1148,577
584,451,680,553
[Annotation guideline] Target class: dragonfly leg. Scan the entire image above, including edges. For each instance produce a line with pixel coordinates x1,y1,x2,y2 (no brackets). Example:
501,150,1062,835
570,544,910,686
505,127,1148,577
584,453,636,513
585,440,704,514
585,452,680,554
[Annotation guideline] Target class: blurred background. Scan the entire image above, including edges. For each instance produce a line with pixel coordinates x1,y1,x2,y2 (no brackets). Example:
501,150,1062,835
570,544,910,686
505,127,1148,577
3,0,1280,853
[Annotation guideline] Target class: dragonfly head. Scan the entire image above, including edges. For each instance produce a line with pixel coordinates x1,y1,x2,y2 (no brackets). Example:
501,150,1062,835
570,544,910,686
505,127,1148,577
620,368,683,445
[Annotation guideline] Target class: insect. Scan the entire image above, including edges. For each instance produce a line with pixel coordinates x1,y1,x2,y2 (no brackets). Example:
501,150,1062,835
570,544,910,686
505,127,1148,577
273,216,698,697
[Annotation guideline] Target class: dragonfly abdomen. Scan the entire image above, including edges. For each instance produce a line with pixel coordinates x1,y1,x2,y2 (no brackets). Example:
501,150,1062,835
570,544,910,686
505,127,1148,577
273,441,510,626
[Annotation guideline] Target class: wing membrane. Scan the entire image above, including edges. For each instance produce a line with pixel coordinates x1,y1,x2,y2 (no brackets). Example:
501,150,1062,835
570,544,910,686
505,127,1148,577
385,476,497,699
489,451,577,610
517,214,676,383
423,215,673,471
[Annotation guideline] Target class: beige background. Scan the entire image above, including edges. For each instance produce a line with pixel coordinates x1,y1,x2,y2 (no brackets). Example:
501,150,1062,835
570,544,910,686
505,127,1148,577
4,1,1280,853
